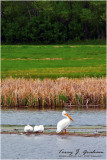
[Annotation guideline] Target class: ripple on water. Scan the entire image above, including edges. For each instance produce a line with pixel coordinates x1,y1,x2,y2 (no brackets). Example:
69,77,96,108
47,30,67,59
1,109,106,126
1,134,106,159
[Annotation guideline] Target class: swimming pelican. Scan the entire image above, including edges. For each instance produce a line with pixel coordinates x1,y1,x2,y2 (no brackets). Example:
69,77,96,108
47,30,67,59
56,111,74,133
34,125,44,133
24,124,33,132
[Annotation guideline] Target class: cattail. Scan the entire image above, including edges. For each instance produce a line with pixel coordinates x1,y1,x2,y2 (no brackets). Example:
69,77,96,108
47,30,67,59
1,77,106,108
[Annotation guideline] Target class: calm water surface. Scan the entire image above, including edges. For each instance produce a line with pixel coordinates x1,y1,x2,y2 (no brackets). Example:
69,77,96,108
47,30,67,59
1,109,106,159
1,134,106,159
1,109,106,126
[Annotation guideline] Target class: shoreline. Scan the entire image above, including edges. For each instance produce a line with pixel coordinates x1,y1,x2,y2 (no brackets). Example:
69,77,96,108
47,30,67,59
1,125,106,137
1,131,106,137
1,104,106,109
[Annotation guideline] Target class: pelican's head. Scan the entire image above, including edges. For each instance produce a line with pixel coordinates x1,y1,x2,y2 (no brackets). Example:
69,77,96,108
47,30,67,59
62,110,74,121
62,110,67,116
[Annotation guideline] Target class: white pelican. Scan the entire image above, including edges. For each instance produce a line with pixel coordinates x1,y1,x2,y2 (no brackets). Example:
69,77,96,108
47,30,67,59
34,125,44,133
56,111,74,133
24,124,33,132
94,130,98,134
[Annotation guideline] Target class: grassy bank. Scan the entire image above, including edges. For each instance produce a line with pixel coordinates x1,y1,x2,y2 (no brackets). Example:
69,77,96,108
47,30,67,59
1,77,106,108
1,44,106,79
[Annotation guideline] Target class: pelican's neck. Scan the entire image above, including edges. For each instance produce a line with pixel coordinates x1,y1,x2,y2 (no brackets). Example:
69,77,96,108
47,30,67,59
66,116,70,120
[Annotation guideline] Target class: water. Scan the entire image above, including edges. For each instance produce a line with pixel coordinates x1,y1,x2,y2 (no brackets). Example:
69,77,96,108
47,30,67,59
1,109,106,126
1,108,106,159
1,134,106,159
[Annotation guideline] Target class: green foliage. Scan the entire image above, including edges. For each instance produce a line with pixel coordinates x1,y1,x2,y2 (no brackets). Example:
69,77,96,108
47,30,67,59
59,94,67,102
1,1,106,44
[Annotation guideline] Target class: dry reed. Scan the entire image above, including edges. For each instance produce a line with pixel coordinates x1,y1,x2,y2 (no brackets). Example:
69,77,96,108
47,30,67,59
1,77,106,108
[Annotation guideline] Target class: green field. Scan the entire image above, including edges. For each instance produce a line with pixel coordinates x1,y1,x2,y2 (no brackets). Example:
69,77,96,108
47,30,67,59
1,44,106,79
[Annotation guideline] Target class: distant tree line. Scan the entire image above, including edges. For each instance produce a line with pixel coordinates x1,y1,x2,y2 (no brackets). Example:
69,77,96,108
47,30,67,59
1,1,106,44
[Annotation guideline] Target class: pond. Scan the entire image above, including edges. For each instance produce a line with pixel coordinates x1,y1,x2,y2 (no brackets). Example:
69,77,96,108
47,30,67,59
1,134,106,159
1,108,106,126
1,108,106,159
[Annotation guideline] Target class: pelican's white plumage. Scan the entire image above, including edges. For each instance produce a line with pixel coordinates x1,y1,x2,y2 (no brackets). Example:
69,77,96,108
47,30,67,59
56,111,74,133
34,125,44,132
24,125,33,132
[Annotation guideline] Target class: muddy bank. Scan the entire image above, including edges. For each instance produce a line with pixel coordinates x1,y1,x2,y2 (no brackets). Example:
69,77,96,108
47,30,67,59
1,131,106,137
1,125,106,137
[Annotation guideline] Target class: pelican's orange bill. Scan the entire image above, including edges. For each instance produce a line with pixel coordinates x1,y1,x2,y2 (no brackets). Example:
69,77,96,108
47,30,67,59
65,113,74,121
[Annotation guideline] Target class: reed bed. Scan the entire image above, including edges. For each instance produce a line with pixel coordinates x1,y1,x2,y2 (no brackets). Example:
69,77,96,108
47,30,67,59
1,77,106,108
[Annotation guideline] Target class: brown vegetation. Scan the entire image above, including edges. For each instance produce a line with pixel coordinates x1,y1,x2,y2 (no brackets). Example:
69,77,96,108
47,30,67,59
1,77,106,108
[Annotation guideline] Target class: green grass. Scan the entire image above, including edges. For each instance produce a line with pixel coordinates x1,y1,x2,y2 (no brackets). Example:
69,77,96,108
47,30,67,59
1,44,106,79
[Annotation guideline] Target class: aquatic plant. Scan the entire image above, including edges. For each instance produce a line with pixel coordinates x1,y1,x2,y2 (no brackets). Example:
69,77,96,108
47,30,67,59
1,77,106,108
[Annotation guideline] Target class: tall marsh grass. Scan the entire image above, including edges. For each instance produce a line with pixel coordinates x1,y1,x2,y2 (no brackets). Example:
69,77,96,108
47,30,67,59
1,77,106,108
